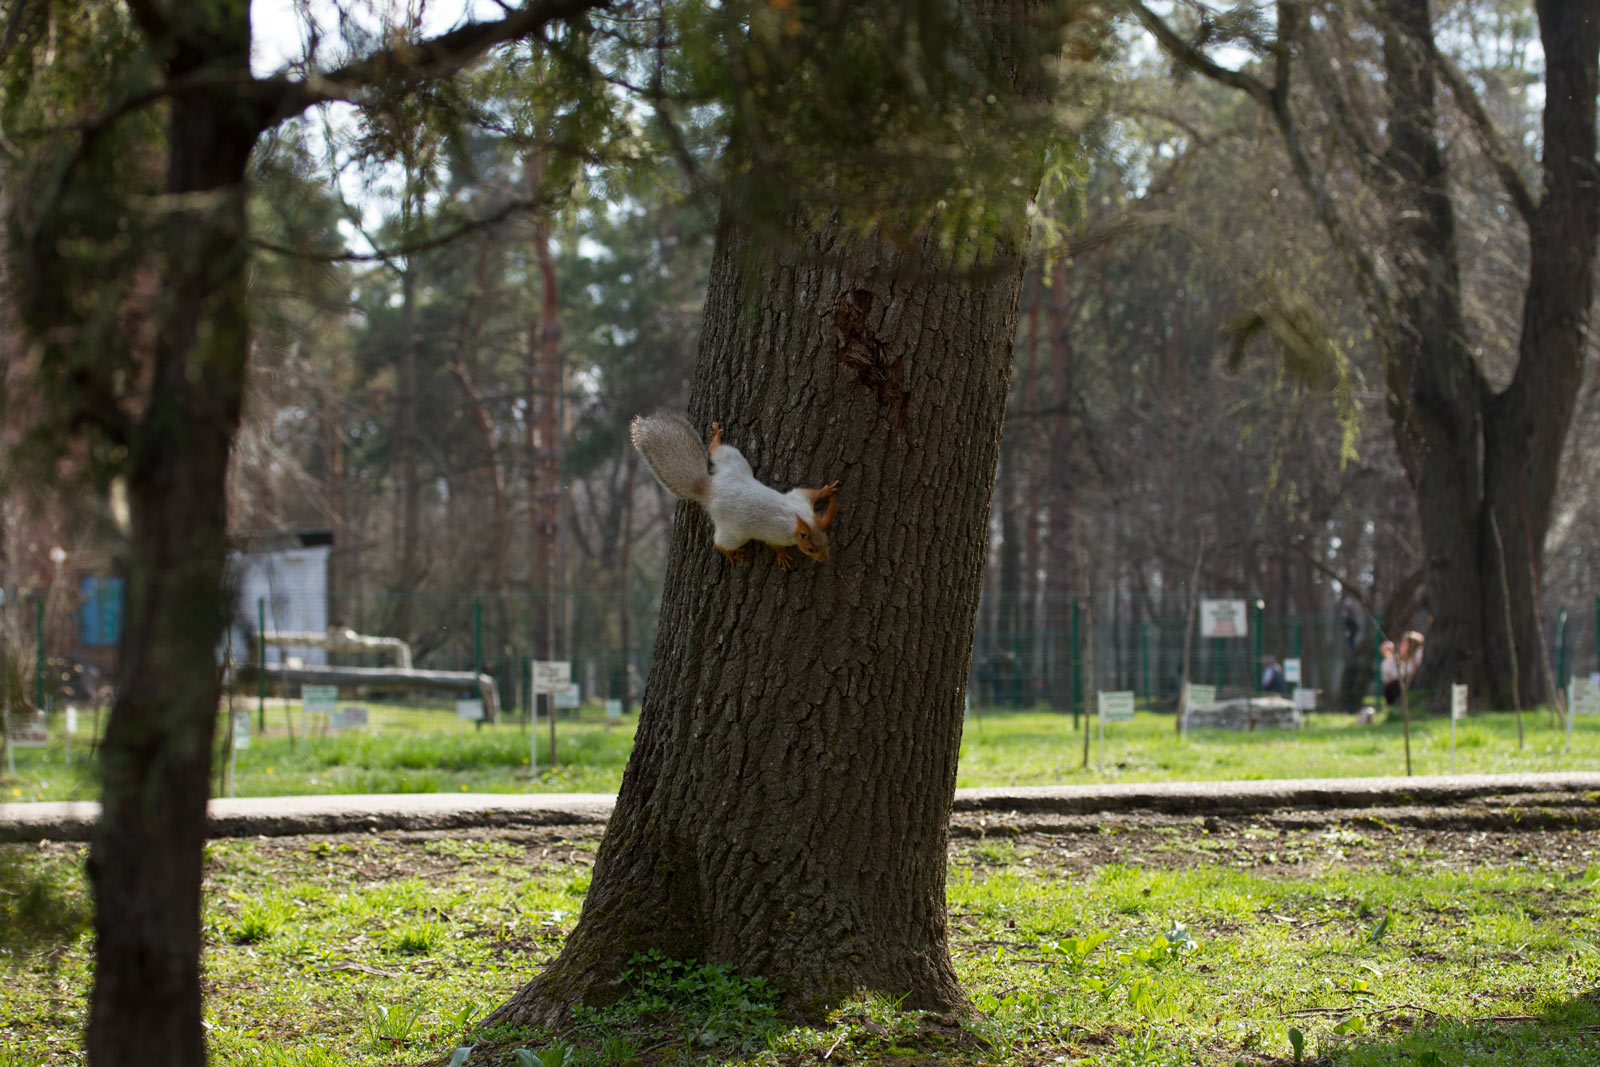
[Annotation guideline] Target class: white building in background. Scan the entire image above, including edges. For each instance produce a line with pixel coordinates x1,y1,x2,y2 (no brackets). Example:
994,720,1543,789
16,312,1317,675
231,530,331,666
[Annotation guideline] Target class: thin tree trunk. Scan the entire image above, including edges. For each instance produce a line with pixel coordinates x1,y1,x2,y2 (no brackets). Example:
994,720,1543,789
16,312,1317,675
86,56,257,1067
527,202,562,664
618,448,636,711
1044,264,1076,711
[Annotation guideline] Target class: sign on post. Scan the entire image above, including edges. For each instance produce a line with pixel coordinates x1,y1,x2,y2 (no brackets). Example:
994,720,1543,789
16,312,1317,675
9,713,49,747
1293,687,1317,711
532,661,572,695
302,684,337,731
1096,690,1134,774
1569,675,1600,751
456,698,486,722
232,709,251,751
335,706,369,730
1199,600,1248,638
604,699,623,720
554,684,581,710
1284,658,1302,685
1097,691,1135,722
1183,683,1216,732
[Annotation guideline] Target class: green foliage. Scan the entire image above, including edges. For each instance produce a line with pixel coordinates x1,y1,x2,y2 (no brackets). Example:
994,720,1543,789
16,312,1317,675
574,950,785,1054
656,0,1101,264
512,1040,576,1067
225,895,293,946
365,1002,430,1050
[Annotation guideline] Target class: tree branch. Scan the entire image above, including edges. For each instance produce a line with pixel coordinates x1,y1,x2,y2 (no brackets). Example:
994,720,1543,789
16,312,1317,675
1130,0,1398,370
263,0,612,122
251,195,545,263
1424,43,1536,223
1126,1,1272,107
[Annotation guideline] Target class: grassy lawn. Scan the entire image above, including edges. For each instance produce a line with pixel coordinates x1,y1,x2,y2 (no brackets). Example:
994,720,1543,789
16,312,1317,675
4,700,1596,803
3,812,1598,1065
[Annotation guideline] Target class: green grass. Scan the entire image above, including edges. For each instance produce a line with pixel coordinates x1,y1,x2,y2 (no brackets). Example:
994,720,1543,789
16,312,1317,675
4,700,1596,803
955,704,1598,786
3,701,636,803
3,822,1598,1065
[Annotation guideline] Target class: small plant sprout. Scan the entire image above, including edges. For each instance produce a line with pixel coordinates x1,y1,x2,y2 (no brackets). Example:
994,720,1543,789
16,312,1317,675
1288,1026,1306,1065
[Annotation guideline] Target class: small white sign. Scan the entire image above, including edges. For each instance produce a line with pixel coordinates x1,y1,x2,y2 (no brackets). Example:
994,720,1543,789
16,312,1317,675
1284,659,1302,684
1199,599,1248,638
604,699,623,719
1293,687,1317,711
232,710,251,751
1186,683,1217,712
9,713,49,747
302,685,338,714
456,698,486,722
64,705,78,735
554,684,581,710
1570,676,1600,717
532,661,572,695
335,706,369,730
1451,683,1469,721
1097,691,1135,723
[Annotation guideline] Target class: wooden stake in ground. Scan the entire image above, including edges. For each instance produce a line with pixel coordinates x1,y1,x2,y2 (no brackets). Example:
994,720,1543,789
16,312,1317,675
1081,597,1094,771
1176,533,1205,738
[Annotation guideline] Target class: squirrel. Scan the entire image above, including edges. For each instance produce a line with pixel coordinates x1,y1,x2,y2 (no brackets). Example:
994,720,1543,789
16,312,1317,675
629,412,839,571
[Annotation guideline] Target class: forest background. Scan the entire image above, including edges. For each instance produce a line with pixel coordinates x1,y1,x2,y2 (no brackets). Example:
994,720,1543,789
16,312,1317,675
2,0,1598,724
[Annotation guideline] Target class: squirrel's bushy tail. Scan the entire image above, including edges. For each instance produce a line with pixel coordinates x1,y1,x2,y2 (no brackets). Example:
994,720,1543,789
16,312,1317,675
630,412,712,503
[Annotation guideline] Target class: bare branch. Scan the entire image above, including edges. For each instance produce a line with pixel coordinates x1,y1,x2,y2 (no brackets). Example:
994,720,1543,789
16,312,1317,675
1126,1,1273,106
251,195,547,263
1426,43,1536,223
265,0,612,122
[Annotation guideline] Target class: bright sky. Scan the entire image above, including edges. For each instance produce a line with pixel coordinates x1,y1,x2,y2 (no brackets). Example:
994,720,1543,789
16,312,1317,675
250,1,498,77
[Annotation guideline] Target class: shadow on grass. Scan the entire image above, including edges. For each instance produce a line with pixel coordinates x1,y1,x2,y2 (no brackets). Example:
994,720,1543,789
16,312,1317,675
1294,989,1600,1067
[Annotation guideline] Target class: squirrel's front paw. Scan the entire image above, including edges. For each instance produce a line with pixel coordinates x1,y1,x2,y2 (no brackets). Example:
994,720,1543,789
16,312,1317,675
772,545,794,572
717,544,746,564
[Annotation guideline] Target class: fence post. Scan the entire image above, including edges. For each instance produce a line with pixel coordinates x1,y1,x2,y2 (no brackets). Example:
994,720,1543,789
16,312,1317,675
1252,600,1263,691
1139,623,1150,702
1372,614,1384,707
257,597,267,730
473,596,483,679
34,596,45,713
1070,597,1081,729
1557,607,1568,692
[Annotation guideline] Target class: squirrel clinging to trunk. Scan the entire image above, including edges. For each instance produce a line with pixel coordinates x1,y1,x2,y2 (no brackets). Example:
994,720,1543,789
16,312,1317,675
629,413,839,571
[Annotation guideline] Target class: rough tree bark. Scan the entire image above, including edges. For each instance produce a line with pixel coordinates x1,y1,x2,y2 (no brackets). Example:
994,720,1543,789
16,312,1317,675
84,12,258,1064
2,7,608,1064
491,181,1038,1018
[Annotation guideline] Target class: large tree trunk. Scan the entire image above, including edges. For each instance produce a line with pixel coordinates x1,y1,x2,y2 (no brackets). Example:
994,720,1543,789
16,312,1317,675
491,205,1032,1021
1134,0,1600,713
1375,0,1490,702
1474,0,1600,705
1378,0,1600,708
85,28,258,1065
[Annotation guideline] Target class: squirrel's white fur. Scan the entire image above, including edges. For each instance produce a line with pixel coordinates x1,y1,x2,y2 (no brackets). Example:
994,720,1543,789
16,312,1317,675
629,413,838,569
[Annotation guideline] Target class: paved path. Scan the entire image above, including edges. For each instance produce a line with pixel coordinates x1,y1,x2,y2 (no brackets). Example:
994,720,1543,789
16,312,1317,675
4,771,1597,843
